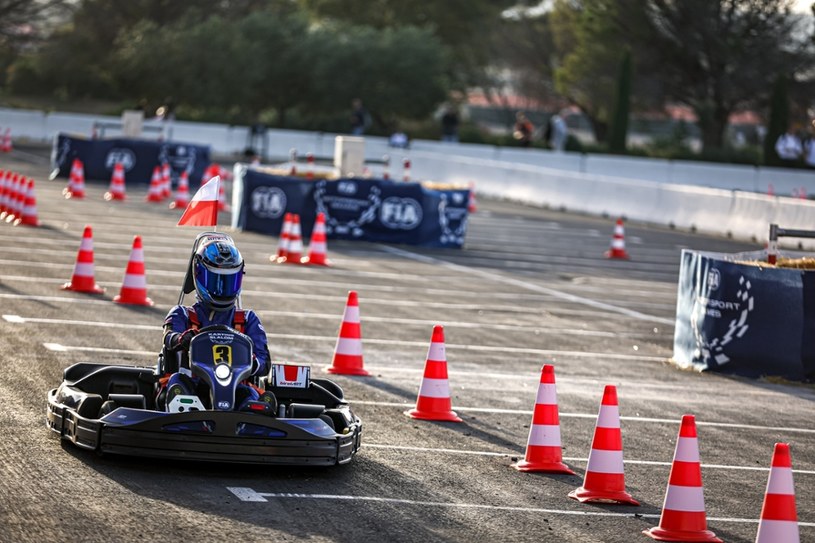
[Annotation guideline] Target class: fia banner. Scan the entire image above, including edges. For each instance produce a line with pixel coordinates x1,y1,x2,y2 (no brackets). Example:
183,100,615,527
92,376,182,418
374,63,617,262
51,133,210,188
233,169,469,248
673,249,814,380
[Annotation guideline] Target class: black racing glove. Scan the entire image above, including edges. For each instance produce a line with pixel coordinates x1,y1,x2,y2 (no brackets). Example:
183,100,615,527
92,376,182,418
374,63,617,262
167,329,196,352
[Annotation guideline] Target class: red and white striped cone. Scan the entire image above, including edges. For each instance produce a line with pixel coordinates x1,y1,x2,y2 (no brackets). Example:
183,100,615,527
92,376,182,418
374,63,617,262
63,161,77,197
768,183,775,197
1,170,13,217
568,385,638,505
402,158,411,182
799,187,807,200
161,162,172,199
145,166,163,202
64,158,84,199
2,173,17,221
61,225,105,294
644,415,721,542
289,148,298,176
326,290,370,376
302,211,332,266
405,325,462,422
104,163,126,201
6,174,23,223
605,218,630,259
217,178,229,211
0,170,7,216
113,235,154,306
306,153,315,180
756,443,799,543
467,182,478,213
3,170,16,216
382,155,390,180
272,212,293,264
1,127,12,153
280,214,303,264
170,170,190,209
18,179,41,227
513,364,575,474
201,164,219,187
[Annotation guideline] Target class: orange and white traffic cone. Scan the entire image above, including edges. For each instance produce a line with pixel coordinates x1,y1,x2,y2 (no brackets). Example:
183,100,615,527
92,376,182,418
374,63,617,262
161,162,172,199
7,174,25,223
643,415,721,542
104,162,126,201
605,218,630,259
170,170,190,209
513,364,575,474
306,152,315,180
405,325,462,422
568,385,638,505
3,173,20,222
201,163,219,186
326,290,370,376
217,177,229,212
467,182,478,213
18,179,41,227
302,211,332,266
382,154,390,180
62,225,105,294
145,166,163,202
289,148,298,176
113,235,154,306
64,158,86,199
1,127,12,153
0,170,7,216
281,214,303,264
756,443,799,543
272,212,293,264
402,158,411,182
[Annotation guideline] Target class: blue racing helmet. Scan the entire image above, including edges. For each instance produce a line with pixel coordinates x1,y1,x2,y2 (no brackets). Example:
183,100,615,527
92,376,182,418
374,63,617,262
193,240,244,311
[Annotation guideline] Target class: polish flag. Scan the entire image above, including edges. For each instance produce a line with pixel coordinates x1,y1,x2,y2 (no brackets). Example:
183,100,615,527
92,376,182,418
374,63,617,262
177,176,219,227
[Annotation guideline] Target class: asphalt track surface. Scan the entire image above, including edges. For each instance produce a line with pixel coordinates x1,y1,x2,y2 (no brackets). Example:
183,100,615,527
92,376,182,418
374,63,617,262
0,147,813,543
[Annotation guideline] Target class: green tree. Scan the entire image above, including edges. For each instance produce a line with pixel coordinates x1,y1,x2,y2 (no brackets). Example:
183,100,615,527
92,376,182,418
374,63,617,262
611,0,814,151
299,0,515,89
608,49,632,153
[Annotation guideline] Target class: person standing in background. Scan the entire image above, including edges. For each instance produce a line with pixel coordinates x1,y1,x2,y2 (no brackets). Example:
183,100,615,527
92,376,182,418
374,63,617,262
513,111,534,147
775,123,803,164
548,112,568,152
350,98,370,136
441,105,460,143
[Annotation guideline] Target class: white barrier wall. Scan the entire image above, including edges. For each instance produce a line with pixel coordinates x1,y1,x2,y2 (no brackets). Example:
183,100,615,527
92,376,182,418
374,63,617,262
2,106,814,248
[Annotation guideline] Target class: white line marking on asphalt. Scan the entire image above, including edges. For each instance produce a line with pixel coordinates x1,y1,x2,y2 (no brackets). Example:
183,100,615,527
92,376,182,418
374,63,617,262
354,401,815,434
225,489,815,526
378,245,675,325
364,444,815,474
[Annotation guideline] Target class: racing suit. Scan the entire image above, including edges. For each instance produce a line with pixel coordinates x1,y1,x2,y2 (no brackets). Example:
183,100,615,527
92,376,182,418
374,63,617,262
161,303,270,409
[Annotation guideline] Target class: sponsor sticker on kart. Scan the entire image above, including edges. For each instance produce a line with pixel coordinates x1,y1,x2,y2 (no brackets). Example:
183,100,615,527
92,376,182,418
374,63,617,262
271,364,310,388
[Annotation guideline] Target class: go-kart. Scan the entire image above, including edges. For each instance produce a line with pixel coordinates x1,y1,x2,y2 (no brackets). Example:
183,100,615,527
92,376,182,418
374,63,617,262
46,232,362,466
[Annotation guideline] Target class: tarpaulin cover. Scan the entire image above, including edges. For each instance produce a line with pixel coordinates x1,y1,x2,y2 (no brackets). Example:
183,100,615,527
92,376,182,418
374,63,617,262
673,249,815,381
232,167,469,248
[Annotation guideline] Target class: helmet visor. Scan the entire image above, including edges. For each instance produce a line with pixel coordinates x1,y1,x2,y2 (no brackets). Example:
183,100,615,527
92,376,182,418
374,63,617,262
195,262,243,301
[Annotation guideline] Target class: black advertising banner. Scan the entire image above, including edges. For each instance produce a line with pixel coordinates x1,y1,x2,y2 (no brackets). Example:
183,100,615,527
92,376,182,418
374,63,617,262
51,133,210,187
234,168,469,249
673,249,814,380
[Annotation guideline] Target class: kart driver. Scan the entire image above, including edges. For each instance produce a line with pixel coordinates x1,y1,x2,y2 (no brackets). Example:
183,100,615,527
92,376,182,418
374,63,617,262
159,237,270,411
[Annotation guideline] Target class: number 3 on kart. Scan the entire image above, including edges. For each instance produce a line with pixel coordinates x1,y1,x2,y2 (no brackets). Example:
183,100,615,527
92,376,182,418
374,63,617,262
213,345,232,366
